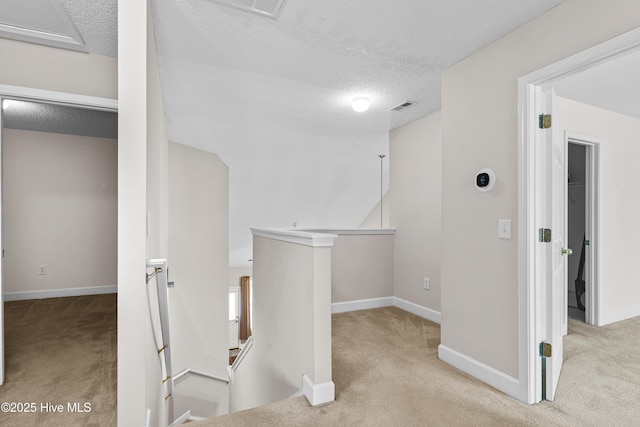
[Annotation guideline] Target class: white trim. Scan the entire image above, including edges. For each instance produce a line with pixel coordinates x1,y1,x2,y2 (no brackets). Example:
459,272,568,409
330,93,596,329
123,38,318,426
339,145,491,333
0,84,118,111
168,410,191,427
331,296,394,314
251,228,338,248
392,297,441,324
520,27,640,87
4,285,117,301
0,23,86,53
302,374,335,407
518,27,640,404
172,368,229,385
331,296,442,324
301,228,396,235
230,336,254,375
438,345,521,400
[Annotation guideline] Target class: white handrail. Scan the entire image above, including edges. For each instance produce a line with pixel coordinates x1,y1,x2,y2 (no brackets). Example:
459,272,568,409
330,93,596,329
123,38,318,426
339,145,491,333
230,336,254,373
148,259,231,426
147,259,174,398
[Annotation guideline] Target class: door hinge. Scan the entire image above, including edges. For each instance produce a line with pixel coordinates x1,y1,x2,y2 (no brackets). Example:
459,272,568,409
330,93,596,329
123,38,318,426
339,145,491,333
540,342,552,358
539,114,552,129
539,228,552,243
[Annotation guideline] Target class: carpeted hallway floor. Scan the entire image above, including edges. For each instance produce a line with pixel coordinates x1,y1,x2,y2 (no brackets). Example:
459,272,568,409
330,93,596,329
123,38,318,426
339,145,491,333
192,306,640,427
1,298,637,426
0,294,117,427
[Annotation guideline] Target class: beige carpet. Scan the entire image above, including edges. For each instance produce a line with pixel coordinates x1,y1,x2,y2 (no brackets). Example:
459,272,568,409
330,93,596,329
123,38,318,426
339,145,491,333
192,306,640,427
0,294,117,427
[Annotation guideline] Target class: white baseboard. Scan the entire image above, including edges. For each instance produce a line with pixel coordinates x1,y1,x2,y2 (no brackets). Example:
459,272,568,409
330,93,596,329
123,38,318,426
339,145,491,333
598,305,640,326
302,374,335,406
438,344,520,400
331,296,441,324
392,296,441,324
4,285,118,301
331,296,394,314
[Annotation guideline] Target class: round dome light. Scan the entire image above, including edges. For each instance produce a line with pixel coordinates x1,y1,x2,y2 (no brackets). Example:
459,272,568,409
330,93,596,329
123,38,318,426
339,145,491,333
352,97,370,112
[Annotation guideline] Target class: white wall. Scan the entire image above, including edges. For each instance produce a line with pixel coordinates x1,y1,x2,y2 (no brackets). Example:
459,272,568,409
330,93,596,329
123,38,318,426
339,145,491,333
328,232,394,304
145,5,170,425
440,0,640,383
0,37,116,100
118,0,149,425
168,141,230,418
389,111,442,313
230,232,333,412
359,194,390,229
3,129,116,297
558,97,640,325
229,267,253,288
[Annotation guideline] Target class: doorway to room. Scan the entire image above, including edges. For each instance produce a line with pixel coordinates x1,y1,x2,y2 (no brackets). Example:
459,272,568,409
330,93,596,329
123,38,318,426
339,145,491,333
566,137,599,326
229,276,252,365
567,143,587,323
0,86,118,425
519,26,640,404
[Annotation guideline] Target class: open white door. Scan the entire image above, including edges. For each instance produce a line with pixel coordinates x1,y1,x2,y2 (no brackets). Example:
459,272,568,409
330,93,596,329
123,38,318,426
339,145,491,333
539,87,568,401
229,287,240,349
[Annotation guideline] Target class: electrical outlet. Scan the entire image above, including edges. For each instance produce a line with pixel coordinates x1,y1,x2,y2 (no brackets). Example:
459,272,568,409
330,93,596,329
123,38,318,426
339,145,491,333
423,277,430,290
38,265,47,275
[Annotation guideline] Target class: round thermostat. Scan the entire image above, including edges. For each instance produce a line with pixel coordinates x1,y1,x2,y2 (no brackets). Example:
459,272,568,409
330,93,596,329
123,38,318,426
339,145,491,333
475,168,496,192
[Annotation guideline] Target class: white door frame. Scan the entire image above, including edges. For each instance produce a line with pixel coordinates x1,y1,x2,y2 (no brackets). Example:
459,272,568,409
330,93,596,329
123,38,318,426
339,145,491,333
566,133,601,326
0,84,117,386
517,27,640,404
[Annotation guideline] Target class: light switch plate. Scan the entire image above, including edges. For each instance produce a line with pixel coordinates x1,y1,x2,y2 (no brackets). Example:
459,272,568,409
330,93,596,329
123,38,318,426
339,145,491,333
498,219,511,239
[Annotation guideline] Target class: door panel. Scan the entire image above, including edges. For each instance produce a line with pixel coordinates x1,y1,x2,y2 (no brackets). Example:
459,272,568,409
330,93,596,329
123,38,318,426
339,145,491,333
545,88,566,401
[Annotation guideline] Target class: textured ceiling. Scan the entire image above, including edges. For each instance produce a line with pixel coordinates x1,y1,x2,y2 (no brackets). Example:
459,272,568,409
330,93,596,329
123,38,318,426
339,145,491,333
151,0,566,266
554,48,640,118
3,100,118,139
59,0,117,56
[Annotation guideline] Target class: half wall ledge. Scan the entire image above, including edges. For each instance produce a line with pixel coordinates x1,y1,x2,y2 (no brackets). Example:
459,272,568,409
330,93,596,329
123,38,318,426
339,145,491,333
250,228,338,247
301,228,396,236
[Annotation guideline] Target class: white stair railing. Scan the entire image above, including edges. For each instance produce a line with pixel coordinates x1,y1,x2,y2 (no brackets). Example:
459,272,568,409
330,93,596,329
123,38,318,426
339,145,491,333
147,259,229,426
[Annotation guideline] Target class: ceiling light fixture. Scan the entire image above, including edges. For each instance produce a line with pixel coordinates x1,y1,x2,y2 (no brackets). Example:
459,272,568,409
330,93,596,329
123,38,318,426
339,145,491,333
352,97,370,112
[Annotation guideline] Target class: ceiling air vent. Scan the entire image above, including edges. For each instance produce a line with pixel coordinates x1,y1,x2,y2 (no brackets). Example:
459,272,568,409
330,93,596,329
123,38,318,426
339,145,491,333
390,101,417,112
212,0,286,18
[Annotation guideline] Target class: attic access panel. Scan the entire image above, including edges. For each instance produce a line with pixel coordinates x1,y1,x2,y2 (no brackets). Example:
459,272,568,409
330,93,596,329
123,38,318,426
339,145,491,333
210,0,286,18
0,0,87,52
